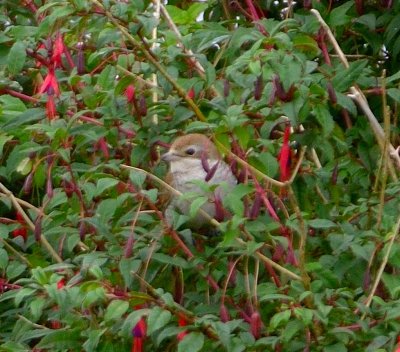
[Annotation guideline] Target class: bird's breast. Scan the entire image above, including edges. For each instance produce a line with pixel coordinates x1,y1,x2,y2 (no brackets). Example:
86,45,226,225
169,158,236,192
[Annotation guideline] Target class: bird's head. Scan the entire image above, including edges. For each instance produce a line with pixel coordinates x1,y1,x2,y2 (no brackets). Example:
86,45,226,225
161,134,220,163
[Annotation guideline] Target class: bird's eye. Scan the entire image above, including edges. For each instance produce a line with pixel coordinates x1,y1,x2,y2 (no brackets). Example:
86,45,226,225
185,147,195,156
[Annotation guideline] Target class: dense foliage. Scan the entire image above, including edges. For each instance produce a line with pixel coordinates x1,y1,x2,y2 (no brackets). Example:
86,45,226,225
1,0,400,351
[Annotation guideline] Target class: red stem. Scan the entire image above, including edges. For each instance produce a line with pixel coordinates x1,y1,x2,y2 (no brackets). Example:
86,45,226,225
3,89,39,103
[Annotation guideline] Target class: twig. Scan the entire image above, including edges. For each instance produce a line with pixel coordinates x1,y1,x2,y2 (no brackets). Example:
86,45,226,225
151,0,160,126
363,214,400,314
0,192,89,252
0,182,63,263
287,186,311,287
115,65,158,88
0,238,32,267
376,71,390,229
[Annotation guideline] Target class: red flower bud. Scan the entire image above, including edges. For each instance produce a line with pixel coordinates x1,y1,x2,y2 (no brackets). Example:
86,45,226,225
124,234,134,258
125,85,136,103
177,316,188,341
57,278,65,290
220,303,230,322
223,79,230,97
254,75,263,101
138,95,147,117
250,311,262,339
46,176,53,199
327,81,337,105
187,87,195,100
23,172,34,194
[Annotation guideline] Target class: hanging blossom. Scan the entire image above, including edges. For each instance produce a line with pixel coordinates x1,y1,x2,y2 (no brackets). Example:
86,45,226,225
12,212,27,241
132,317,147,352
177,315,188,341
125,84,136,103
52,33,65,68
46,90,57,120
277,125,292,182
39,68,60,96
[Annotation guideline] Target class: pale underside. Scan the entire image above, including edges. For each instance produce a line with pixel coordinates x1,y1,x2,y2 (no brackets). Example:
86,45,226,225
166,157,237,229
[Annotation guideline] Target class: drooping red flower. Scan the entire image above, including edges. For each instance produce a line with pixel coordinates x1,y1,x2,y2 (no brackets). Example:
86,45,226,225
95,137,109,160
52,33,65,68
249,311,262,339
46,93,57,120
395,336,400,352
187,87,195,99
125,85,136,103
277,125,291,182
39,68,60,96
57,278,65,290
177,316,188,341
12,212,27,241
132,318,147,352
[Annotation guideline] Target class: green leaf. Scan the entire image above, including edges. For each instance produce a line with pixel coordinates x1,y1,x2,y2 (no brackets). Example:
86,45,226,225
35,329,82,349
147,307,172,335
313,104,334,136
270,309,291,330
308,219,337,229
7,41,26,75
152,253,189,268
0,248,9,269
15,288,36,306
178,332,204,352
6,261,26,280
387,88,400,103
328,1,353,27
104,300,129,322
189,196,208,218
2,108,44,131
95,177,119,196
83,329,107,352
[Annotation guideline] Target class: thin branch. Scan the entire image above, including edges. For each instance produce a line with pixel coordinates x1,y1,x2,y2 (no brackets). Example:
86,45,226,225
363,214,400,313
0,182,63,263
0,238,32,267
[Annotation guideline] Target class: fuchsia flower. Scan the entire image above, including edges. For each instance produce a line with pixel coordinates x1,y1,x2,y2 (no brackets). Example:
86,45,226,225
132,317,147,352
12,212,27,241
277,125,291,182
46,93,56,120
177,316,188,341
39,68,60,96
52,33,65,68
125,85,136,103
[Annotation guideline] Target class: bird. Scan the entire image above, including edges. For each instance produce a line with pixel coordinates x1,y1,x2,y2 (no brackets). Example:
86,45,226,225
161,133,237,231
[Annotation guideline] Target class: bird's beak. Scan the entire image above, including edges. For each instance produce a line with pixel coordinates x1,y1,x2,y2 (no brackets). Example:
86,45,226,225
161,151,173,162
